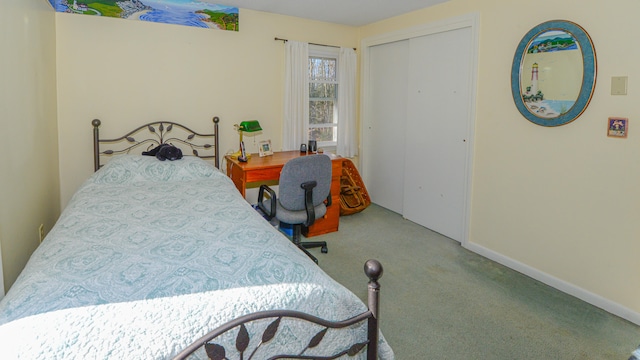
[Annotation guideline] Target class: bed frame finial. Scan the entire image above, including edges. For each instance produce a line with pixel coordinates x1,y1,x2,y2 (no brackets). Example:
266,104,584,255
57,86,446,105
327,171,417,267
365,259,382,359
364,259,383,282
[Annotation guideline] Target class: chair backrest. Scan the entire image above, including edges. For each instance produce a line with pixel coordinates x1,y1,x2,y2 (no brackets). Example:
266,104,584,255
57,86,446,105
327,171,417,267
278,155,332,211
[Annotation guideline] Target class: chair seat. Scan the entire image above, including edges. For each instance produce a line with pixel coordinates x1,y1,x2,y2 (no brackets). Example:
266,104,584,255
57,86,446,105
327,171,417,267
262,198,327,225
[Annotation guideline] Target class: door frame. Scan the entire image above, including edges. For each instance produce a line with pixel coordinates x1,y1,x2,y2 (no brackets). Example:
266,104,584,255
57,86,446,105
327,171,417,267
360,12,479,246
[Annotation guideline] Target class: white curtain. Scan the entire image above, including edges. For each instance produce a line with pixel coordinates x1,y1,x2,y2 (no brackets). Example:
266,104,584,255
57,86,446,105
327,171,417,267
283,41,309,151
337,47,357,158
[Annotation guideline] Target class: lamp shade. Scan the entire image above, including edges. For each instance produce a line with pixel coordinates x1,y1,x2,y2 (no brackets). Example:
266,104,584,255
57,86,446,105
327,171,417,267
238,120,262,132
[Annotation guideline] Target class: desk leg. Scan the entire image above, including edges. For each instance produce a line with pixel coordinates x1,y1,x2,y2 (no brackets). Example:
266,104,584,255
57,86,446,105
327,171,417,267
227,161,246,197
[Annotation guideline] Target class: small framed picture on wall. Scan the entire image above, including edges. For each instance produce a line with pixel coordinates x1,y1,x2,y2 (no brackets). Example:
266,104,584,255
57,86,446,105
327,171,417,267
607,117,628,138
259,140,273,157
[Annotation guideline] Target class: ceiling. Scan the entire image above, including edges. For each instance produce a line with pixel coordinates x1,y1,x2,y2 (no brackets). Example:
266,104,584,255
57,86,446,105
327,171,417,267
198,0,449,27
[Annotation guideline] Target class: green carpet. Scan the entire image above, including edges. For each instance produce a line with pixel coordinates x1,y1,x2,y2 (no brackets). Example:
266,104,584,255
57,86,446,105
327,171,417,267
311,204,640,359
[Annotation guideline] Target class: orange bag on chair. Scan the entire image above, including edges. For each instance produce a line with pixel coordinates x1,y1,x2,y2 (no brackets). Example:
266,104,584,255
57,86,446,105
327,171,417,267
339,159,371,216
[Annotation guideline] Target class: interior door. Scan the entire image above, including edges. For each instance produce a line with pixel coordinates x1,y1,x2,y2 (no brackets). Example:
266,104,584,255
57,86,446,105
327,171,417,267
362,40,409,214
402,27,472,242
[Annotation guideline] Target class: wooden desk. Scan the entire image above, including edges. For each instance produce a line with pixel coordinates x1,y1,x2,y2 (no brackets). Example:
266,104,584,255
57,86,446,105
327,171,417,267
225,151,342,237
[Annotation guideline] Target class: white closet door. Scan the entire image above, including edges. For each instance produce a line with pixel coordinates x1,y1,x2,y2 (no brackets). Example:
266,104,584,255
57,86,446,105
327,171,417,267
403,27,472,242
362,40,409,214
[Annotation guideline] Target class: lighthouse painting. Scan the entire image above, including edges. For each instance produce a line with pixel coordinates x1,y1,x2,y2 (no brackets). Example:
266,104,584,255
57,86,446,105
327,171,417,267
512,20,596,127
520,30,581,119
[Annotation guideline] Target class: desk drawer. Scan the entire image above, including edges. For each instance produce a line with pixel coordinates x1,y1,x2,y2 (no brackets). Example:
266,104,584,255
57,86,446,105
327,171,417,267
245,167,282,183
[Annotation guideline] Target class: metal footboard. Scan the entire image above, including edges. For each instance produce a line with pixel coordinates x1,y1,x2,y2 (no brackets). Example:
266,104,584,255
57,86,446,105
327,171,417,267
174,259,383,360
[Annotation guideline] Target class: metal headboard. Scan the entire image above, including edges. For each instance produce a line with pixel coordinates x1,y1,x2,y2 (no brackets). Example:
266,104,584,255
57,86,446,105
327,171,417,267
92,117,220,171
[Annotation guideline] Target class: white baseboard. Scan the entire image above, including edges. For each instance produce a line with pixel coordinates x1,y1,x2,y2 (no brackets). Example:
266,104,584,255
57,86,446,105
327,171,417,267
464,241,640,326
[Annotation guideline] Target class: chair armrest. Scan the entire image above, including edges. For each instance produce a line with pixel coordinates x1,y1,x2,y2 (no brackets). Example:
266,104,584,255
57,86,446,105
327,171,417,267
301,181,317,227
257,184,277,219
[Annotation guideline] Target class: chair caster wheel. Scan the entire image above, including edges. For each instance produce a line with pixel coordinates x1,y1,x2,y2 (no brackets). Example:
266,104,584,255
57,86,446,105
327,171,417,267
321,246,328,254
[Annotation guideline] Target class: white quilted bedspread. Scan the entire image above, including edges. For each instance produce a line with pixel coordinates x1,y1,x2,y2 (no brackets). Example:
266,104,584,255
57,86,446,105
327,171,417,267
0,155,394,359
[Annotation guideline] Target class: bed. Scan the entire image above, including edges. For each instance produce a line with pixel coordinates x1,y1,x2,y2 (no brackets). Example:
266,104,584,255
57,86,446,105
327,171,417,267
0,118,394,359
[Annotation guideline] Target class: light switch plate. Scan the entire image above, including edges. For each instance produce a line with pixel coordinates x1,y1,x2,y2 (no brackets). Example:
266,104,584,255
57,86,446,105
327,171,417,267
611,76,628,95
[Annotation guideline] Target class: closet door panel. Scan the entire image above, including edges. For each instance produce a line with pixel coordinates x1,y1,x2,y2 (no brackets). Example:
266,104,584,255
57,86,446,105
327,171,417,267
363,40,409,214
403,27,472,242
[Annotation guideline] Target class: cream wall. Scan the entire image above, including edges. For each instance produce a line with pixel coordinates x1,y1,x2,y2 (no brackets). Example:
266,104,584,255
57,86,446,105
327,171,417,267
0,0,60,292
21,0,640,325
55,10,358,208
361,0,640,322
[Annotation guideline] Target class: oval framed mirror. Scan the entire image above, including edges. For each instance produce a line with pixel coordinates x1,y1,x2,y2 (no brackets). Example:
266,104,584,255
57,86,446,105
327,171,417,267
511,20,597,127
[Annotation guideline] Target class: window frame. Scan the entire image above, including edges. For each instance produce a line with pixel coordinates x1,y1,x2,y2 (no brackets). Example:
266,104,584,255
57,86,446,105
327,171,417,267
308,45,339,148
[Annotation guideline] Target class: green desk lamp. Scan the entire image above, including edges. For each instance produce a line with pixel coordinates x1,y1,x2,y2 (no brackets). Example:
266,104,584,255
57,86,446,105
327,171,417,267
234,120,262,161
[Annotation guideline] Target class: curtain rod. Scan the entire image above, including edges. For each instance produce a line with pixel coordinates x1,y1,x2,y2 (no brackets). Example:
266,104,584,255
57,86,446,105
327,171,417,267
274,37,356,51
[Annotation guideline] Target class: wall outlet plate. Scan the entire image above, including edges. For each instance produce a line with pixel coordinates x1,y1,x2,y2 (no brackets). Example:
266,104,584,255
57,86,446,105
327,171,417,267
611,76,628,95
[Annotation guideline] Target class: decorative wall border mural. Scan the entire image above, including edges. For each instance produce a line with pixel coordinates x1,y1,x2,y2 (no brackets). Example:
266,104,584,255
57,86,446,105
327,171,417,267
48,0,239,31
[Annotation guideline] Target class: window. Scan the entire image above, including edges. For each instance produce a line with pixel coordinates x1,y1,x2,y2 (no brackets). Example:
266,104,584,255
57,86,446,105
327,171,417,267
308,46,339,147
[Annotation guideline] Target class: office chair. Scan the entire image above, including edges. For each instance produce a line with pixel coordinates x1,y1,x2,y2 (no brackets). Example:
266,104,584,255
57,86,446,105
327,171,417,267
258,154,332,264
